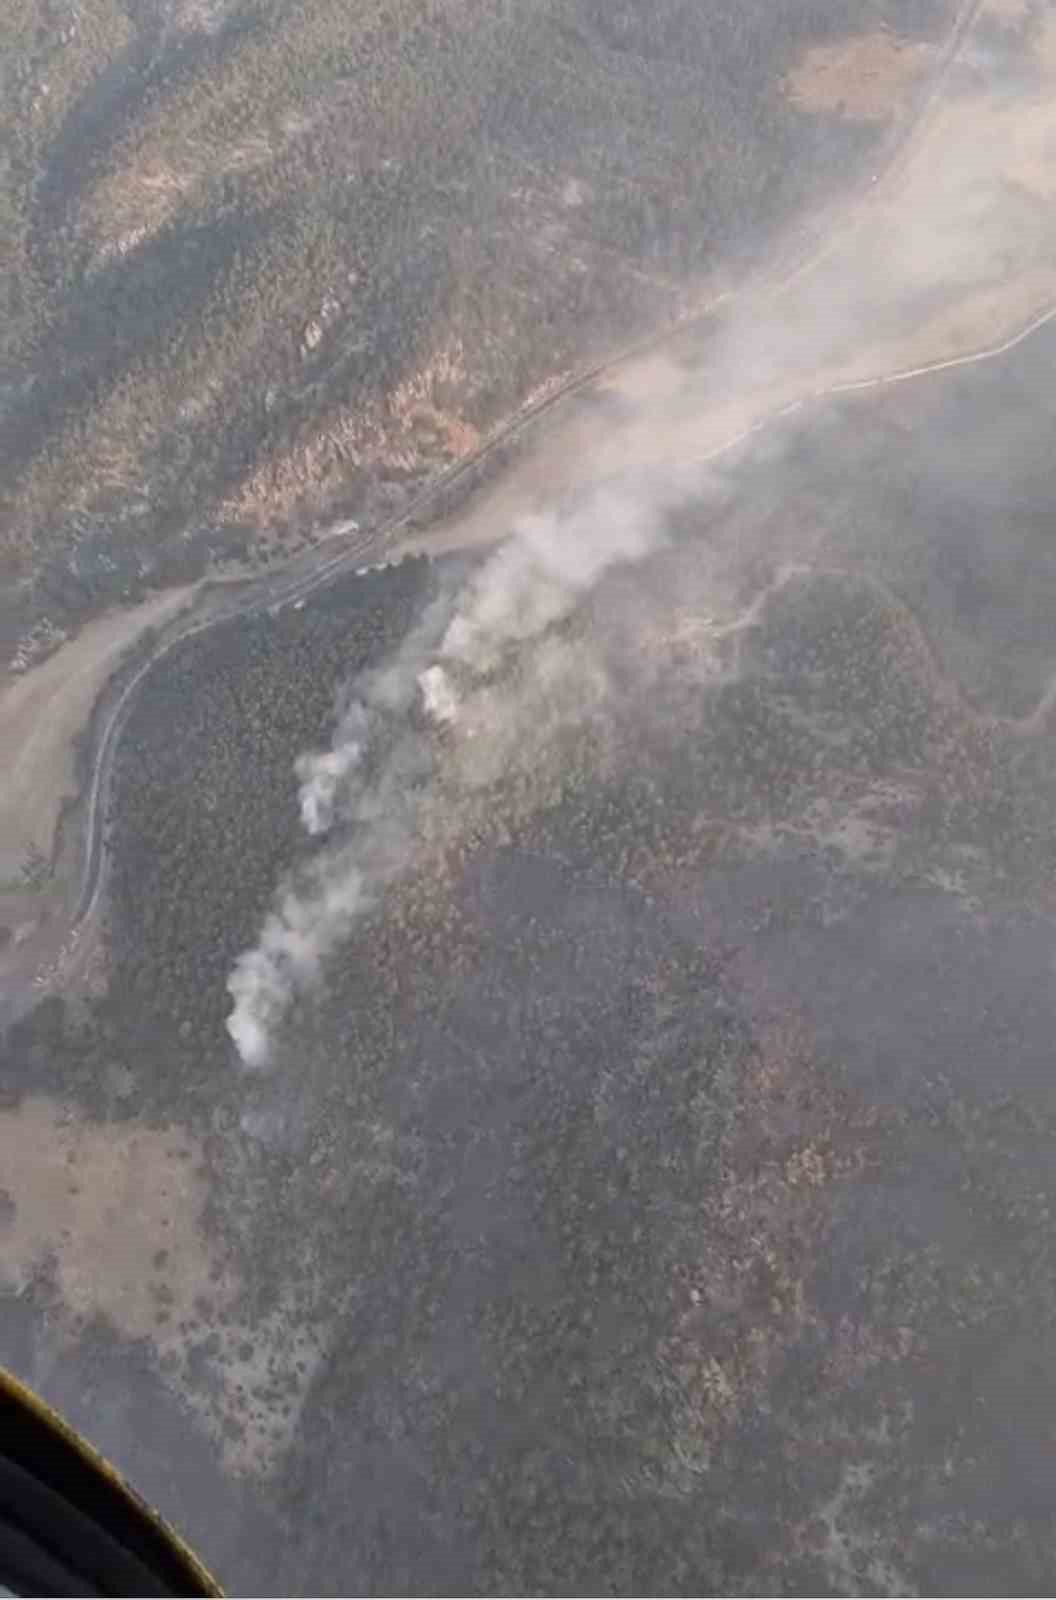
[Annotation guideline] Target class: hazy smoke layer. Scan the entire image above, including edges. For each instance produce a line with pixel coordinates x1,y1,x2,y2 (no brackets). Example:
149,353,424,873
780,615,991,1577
227,3,1056,1063
226,476,692,1064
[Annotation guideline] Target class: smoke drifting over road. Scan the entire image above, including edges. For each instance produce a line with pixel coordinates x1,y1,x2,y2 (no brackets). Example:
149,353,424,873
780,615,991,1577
227,1,1056,1064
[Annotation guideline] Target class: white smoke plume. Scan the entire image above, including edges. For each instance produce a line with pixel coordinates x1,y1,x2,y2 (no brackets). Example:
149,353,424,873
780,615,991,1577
417,664,459,725
226,589,456,1065
227,5,1056,1064
296,732,365,836
225,473,698,1065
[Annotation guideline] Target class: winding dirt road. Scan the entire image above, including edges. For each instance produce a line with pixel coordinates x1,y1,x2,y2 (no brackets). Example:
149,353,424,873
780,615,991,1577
7,0,1056,1020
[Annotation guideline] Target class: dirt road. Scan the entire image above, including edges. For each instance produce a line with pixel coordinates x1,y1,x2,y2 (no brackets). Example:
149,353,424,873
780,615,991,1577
5,0,1053,1013
0,588,193,891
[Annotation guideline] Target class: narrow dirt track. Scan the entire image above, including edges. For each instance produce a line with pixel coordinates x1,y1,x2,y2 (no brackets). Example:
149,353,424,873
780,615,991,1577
10,0,1056,1016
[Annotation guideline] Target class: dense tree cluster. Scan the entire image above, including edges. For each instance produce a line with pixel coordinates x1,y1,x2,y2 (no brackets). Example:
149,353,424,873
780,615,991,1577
101,556,433,1111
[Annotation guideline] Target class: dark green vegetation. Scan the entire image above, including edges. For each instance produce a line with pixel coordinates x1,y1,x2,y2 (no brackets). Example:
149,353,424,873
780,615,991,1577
0,557,431,1116
108,555,437,1112
1,0,953,657
7,502,1056,1590
6,312,1056,1591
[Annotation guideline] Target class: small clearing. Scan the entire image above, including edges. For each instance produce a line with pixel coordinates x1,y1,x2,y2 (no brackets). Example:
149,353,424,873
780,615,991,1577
785,30,934,122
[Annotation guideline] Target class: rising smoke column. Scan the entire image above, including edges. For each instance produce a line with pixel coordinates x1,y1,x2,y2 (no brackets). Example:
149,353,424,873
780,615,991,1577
225,476,692,1065
225,589,453,1066
224,25,1056,1066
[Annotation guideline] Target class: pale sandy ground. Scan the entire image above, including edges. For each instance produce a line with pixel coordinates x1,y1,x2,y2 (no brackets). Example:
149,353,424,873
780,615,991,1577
0,588,193,893
0,1093,323,1473
786,29,936,122
3,0,1056,1480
